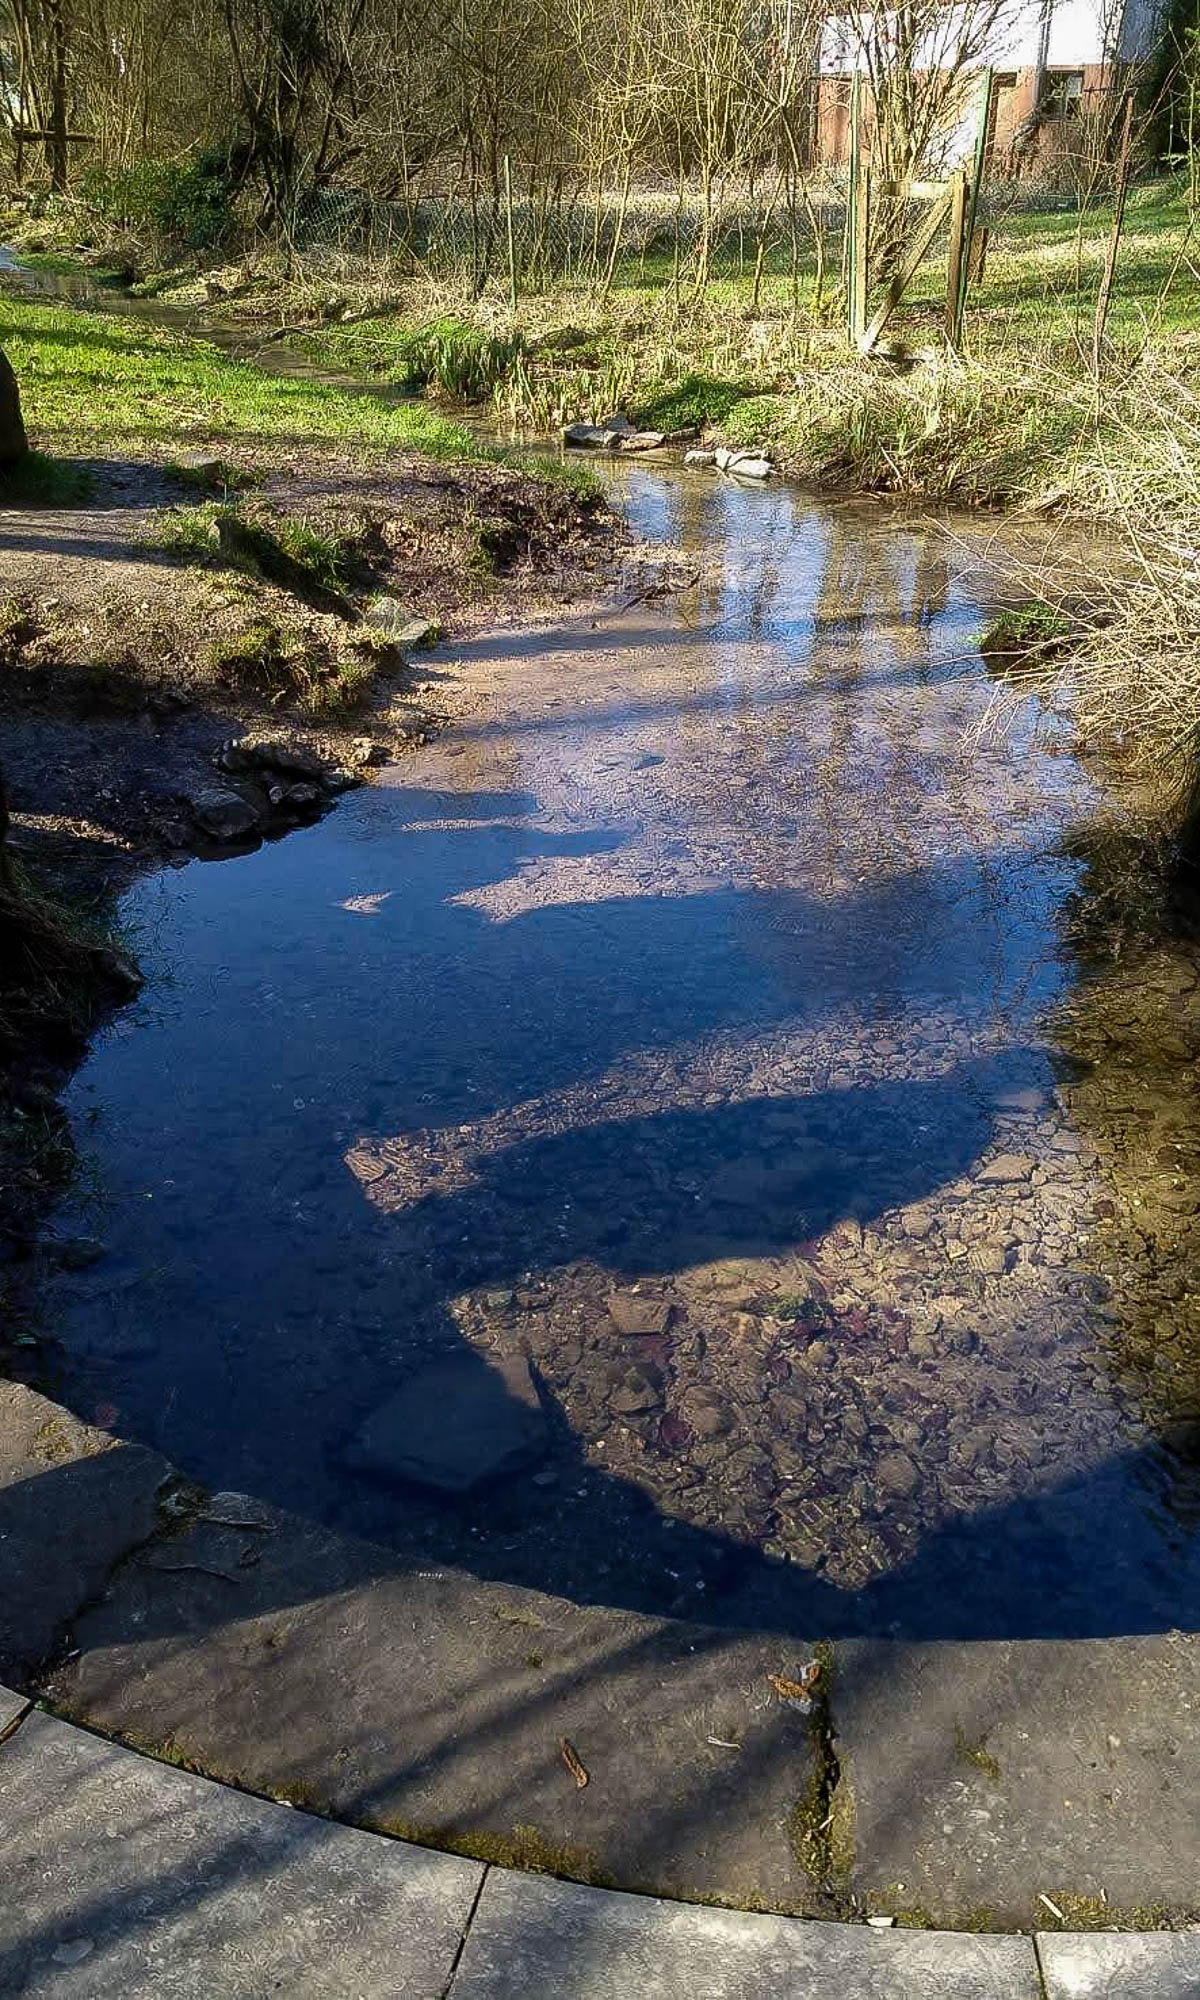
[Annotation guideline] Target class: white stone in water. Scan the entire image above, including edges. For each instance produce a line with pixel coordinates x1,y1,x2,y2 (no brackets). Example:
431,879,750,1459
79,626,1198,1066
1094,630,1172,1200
713,446,774,478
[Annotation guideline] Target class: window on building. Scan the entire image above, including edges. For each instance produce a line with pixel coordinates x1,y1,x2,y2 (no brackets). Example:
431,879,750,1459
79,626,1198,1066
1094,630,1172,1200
1044,70,1084,117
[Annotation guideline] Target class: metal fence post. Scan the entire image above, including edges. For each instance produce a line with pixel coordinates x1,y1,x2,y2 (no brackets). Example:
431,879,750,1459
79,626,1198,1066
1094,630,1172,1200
503,154,518,314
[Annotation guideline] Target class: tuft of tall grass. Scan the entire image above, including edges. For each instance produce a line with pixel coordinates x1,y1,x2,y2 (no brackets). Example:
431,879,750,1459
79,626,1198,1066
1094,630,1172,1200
392,319,525,400
985,357,1200,840
150,501,365,605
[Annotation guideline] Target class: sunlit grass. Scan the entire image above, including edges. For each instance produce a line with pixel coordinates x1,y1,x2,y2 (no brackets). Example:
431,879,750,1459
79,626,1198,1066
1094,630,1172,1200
0,297,494,460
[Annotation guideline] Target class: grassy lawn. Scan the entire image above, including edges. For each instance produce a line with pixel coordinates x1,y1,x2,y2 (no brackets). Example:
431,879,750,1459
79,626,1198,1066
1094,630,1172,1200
969,180,1197,344
0,296,495,461
274,175,1196,374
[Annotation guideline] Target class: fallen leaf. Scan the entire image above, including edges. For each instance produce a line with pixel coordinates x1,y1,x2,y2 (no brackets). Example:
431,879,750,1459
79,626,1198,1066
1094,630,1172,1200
560,1737,589,1789
768,1661,821,1703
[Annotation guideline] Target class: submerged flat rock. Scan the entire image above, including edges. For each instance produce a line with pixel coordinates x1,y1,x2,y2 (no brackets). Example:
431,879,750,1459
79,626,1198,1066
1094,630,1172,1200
345,1354,548,1494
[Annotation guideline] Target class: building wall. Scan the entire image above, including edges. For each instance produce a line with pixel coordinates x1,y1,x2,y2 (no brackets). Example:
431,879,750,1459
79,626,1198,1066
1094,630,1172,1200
816,59,1127,168
820,0,1162,77
815,0,1163,167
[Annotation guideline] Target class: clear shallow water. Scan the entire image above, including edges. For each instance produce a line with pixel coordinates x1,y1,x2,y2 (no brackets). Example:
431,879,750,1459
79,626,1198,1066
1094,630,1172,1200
48,461,1200,1641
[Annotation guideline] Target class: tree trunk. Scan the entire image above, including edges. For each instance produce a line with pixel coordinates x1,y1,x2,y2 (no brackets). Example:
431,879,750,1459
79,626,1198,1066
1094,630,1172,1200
0,348,28,465
0,754,12,890
45,0,70,192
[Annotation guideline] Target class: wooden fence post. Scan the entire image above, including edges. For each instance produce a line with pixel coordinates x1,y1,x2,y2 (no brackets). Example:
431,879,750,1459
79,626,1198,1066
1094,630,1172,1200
846,73,861,344
853,155,871,345
1092,93,1136,375
847,75,871,347
951,68,994,350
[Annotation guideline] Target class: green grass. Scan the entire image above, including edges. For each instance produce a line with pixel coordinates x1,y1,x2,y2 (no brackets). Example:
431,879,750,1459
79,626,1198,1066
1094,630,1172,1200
257,175,1197,507
151,500,224,556
164,453,261,493
979,179,1198,343
4,176,1195,512
288,314,526,399
0,295,607,500
204,610,379,715
150,500,366,606
0,296,497,459
264,178,1196,383
0,446,93,504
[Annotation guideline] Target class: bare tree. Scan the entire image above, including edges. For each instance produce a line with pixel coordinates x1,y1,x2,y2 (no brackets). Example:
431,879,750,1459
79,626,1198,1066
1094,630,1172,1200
825,0,1021,270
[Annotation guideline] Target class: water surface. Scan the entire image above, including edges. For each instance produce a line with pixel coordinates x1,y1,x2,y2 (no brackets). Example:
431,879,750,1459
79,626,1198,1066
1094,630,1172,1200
49,462,1200,1640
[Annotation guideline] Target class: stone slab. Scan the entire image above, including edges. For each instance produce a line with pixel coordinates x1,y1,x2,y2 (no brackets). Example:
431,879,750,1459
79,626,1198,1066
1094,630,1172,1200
0,1382,169,1678
448,1871,1041,1998
344,1352,548,1493
45,1492,824,1912
833,1634,1200,1928
1038,1932,1200,1997
0,1707,482,1997
0,1682,30,1734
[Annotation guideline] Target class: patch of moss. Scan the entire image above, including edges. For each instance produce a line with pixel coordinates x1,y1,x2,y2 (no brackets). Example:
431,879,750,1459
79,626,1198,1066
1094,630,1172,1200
979,600,1074,669
113,1726,209,1776
635,371,754,433
718,394,791,450
954,1723,1002,1783
1035,1890,1182,1931
271,1778,333,1813
372,1816,611,1884
788,1642,854,1900
867,1892,936,1928
165,455,260,495
31,1416,73,1461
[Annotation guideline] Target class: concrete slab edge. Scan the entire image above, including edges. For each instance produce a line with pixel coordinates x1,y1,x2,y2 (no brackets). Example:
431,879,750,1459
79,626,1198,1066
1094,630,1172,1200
8,1682,1199,1998
9,1680,1200,2000
0,1682,33,1743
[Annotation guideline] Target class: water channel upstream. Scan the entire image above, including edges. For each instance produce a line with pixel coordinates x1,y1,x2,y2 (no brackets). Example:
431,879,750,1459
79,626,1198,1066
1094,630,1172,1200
16,271,1200,1655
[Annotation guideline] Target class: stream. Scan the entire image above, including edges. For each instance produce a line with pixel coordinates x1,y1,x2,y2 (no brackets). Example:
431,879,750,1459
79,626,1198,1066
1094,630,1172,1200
12,263,1200,1643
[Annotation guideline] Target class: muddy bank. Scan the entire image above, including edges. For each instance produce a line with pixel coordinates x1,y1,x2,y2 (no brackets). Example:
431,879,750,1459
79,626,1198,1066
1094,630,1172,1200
1,446,631,880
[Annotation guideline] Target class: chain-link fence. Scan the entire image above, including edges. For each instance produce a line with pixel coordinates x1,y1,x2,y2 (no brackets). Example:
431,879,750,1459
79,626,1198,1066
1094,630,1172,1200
287,179,850,295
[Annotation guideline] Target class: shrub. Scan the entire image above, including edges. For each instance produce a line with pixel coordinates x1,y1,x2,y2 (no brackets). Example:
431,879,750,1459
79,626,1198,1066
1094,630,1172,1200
82,149,236,251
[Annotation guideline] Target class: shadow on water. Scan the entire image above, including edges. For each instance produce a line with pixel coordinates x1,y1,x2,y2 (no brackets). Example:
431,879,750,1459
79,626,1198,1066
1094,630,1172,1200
37,454,1200,1646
